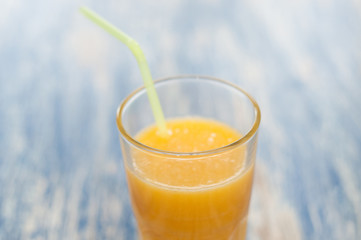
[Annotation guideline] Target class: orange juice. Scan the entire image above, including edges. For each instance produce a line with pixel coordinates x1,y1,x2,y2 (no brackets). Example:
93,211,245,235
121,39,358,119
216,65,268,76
125,118,254,240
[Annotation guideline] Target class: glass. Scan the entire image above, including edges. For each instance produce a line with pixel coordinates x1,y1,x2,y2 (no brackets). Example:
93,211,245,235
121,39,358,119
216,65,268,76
116,75,261,240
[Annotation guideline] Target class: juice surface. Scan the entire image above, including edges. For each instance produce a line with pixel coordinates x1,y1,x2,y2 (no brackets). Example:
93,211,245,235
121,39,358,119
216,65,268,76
125,118,254,240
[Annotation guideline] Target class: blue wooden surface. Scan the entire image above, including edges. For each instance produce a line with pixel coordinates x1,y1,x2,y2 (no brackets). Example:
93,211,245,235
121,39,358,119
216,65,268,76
1,0,360,239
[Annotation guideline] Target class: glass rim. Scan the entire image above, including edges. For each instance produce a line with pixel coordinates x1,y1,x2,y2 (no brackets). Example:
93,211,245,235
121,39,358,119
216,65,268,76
116,75,261,157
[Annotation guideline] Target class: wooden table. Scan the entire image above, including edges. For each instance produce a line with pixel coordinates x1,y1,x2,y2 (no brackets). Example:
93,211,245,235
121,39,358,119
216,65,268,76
1,0,360,239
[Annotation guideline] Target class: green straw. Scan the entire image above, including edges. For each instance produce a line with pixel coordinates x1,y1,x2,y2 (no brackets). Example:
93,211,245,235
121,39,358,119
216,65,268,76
79,7,167,135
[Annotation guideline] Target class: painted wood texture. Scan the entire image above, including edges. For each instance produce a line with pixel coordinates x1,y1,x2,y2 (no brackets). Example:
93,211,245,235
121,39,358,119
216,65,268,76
0,0,360,239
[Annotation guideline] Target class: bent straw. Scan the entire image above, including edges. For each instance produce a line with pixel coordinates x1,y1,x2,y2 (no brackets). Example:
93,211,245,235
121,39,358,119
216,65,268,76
79,7,167,135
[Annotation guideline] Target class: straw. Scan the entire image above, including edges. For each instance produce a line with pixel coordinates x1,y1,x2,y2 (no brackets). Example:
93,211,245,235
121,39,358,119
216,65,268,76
79,7,167,135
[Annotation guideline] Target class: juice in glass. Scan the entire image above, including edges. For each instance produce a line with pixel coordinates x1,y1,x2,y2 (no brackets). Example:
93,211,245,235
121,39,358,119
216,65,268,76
117,76,260,240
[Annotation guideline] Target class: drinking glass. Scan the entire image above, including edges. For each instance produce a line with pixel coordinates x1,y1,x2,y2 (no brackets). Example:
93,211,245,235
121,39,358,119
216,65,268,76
117,75,261,240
